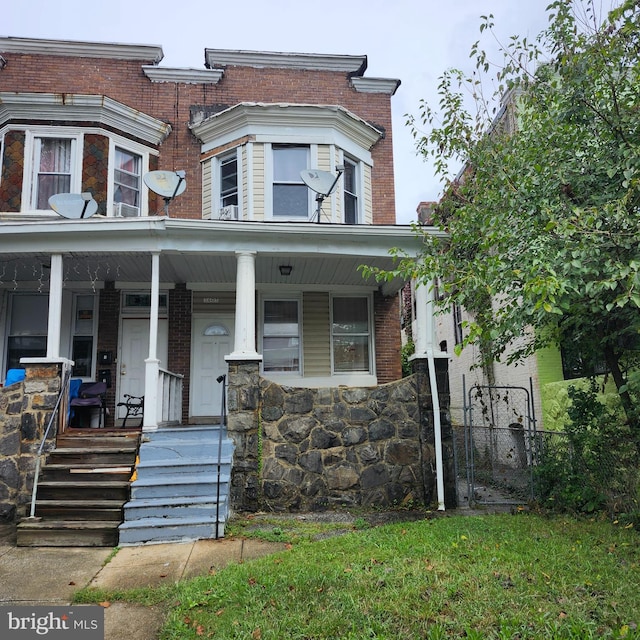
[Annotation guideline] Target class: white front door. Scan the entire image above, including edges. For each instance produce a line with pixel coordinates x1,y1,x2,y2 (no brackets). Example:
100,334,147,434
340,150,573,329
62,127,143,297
118,318,168,418
190,316,234,418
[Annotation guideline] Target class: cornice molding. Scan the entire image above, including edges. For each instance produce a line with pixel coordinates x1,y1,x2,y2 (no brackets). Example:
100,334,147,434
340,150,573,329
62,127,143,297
351,77,401,96
204,49,367,75
0,93,171,145
0,37,163,63
190,102,383,151
142,66,224,84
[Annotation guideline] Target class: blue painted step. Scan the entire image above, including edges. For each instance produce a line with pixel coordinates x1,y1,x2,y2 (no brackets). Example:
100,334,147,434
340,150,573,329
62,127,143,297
118,425,234,546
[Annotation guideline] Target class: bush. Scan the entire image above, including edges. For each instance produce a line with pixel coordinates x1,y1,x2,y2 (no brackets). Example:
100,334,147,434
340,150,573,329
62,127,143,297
534,380,639,523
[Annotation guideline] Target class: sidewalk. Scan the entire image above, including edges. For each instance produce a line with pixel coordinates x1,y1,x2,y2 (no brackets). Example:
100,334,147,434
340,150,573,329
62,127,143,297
0,523,285,640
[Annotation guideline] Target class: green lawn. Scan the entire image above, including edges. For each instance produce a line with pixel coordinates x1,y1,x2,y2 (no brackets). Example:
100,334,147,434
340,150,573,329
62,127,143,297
77,513,640,639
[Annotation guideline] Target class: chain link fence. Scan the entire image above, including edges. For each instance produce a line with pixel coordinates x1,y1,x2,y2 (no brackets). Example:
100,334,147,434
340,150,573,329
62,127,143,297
457,381,639,517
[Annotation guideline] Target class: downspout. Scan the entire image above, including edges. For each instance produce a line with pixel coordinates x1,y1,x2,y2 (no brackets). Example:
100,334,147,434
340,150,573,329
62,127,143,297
413,279,445,511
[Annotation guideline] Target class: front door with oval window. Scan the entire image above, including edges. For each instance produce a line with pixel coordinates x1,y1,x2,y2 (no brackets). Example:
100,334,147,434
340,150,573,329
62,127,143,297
190,316,234,420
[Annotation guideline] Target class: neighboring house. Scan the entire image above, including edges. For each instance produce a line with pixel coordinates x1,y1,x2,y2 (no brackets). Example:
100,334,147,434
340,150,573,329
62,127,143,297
0,37,452,544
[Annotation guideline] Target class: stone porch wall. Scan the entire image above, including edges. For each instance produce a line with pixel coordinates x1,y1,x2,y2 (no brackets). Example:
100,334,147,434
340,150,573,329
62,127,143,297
226,358,455,513
0,361,66,521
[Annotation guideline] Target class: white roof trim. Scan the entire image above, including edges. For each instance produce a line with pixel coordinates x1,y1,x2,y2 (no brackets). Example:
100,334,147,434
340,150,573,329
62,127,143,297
205,49,367,75
190,102,383,152
351,77,401,96
142,66,224,84
0,37,163,63
0,93,171,145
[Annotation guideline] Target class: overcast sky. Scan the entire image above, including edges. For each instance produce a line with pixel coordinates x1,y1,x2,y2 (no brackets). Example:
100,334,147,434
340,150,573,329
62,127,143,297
4,0,552,223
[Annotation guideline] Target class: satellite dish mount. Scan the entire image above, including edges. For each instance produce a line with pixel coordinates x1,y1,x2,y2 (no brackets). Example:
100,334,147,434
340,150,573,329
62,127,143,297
143,170,186,216
300,165,344,223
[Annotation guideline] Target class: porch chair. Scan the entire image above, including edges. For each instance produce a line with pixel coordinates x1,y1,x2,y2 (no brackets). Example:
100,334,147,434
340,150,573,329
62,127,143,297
70,381,108,428
117,394,144,428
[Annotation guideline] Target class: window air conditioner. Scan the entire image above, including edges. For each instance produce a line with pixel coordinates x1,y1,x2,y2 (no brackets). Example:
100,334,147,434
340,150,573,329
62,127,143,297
113,202,140,218
203,205,239,220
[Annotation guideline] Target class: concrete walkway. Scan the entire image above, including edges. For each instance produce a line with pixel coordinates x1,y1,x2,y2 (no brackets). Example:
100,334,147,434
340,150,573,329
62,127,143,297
0,523,285,640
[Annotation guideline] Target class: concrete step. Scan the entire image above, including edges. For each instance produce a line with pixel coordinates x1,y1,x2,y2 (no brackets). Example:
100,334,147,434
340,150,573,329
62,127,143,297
118,515,225,546
123,495,228,521
134,456,232,477
130,473,230,500
16,519,119,547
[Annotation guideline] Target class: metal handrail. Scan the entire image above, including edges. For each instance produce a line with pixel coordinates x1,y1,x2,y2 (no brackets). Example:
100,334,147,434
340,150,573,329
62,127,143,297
215,374,227,539
28,367,72,519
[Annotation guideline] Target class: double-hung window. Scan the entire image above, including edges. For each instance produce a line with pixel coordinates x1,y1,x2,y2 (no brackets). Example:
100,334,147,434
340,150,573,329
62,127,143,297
113,147,141,216
31,137,76,210
220,153,238,209
272,145,309,219
6,294,48,372
343,157,359,224
71,294,97,378
263,299,300,372
332,297,371,373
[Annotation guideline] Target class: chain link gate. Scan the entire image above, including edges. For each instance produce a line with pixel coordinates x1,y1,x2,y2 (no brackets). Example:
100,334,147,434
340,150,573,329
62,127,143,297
460,378,538,506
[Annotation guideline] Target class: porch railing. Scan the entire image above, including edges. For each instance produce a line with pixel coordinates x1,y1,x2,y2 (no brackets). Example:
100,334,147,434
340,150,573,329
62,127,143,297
157,367,184,426
28,366,72,518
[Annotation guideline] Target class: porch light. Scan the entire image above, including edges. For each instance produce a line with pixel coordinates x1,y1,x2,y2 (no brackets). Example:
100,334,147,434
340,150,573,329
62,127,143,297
279,265,293,276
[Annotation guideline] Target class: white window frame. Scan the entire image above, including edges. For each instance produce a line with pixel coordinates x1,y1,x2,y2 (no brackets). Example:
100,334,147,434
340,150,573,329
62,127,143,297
260,296,302,374
107,137,151,217
265,143,314,221
330,294,373,375
342,155,362,224
22,129,82,212
70,293,98,380
210,148,242,219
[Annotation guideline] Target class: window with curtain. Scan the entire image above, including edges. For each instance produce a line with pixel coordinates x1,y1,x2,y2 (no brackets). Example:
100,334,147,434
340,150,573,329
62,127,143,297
332,297,371,373
33,137,73,209
263,299,300,372
272,145,308,218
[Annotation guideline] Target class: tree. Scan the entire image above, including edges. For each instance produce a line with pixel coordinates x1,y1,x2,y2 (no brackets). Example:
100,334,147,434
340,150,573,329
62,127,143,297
365,0,640,436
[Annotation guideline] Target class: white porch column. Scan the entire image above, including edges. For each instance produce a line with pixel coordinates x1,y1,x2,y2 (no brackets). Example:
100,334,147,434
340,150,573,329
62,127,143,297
46,254,64,358
228,251,262,360
143,252,160,430
413,280,432,358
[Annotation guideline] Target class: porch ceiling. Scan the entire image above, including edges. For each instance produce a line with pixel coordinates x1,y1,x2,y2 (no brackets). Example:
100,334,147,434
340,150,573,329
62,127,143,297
0,217,437,294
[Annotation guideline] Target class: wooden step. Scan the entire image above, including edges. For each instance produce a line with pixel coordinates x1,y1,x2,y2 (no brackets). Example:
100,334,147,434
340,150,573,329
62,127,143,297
36,480,131,501
16,519,119,547
41,464,134,482
34,500,124,521
47,448,137,466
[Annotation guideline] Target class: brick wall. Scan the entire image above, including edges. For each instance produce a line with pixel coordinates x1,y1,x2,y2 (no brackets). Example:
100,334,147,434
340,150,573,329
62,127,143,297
0,51,396,224
374,291,402,383
168,284,192,424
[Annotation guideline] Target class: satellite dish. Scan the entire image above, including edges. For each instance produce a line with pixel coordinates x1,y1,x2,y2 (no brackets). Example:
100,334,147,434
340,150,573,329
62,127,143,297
49,193,98,219
143,170,186,215
300,166,344,223
300,170,340,197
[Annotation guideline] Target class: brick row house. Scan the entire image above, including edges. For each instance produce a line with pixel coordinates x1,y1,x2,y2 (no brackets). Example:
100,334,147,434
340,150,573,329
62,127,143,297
0,37,451,544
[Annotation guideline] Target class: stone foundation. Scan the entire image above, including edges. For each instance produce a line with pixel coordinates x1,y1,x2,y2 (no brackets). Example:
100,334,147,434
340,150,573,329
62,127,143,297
226,358,455,513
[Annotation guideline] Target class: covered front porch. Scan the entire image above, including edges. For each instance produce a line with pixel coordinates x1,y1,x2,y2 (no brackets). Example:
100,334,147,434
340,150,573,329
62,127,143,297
0,216,435,431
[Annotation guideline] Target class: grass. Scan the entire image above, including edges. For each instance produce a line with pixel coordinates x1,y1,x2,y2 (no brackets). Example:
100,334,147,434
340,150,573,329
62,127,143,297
74,512,640,639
